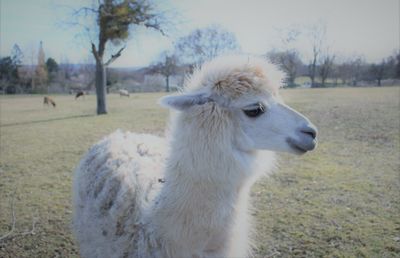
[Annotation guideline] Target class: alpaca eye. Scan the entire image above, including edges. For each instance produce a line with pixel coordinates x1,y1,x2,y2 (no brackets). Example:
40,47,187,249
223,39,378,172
243,103,266,118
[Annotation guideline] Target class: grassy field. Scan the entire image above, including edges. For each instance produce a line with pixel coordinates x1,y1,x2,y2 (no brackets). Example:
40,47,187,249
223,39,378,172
0,87,399,257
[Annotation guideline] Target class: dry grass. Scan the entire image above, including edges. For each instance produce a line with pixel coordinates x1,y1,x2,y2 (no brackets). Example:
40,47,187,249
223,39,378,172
0,87,399,257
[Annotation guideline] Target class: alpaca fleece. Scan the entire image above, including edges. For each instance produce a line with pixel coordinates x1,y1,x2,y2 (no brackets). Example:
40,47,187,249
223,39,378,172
73,55,283,258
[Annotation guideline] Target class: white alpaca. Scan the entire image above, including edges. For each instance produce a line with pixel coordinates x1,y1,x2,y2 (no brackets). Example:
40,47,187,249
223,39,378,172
73,55,317,258
119,89,130,97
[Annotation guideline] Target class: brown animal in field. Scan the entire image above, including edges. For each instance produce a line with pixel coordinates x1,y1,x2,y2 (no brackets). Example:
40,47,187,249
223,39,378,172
75,91,85,100
43,96,56,107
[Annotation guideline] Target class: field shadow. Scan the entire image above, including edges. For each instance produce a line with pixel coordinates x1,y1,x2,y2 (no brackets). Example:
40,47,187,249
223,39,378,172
0,114,95,127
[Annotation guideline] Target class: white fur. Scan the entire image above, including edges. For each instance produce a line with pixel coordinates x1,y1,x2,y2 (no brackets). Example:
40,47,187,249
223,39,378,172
73,55,317,258
119,89,130,97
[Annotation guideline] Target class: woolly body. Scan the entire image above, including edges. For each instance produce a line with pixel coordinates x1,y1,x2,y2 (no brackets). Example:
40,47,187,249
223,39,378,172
119,89,130,97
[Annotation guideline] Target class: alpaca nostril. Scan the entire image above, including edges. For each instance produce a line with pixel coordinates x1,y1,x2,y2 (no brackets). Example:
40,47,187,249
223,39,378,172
300,125,317,139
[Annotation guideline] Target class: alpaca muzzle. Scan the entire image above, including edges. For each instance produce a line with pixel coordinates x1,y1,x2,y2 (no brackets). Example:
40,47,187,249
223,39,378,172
287,123,318,154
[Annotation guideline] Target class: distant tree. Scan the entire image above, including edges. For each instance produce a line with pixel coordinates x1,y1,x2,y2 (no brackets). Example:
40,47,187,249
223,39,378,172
369,60,386,86
150,52,179,92
266,27,303,87
0,57,17,81
266,49,302,87
0,57,19,93
175,24,241,67
336,61,351,85
385,50,400,79
330,64,338,86
46,57,59,83
306,23,326,87
46,58,59,73
11,44,23,68
73,0,167,114
318,53,335,87
0,44,23,93
35,41,48,90
396,52,400,78
348,56,366,86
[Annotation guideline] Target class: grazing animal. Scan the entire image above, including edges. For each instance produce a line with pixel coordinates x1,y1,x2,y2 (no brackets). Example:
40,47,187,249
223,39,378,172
73,55,318,258
75,91,85,100
119,89,130,97
43,96,56,107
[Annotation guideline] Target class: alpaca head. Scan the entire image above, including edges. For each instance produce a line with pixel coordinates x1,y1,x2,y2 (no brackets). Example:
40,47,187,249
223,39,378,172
160,55,317,155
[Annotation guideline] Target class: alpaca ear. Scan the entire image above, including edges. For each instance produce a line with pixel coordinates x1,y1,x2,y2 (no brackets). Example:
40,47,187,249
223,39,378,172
159,92,212,111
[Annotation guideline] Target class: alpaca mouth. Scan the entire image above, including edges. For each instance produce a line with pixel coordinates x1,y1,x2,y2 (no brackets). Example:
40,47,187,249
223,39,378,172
288,141,308,154
286,137,316,154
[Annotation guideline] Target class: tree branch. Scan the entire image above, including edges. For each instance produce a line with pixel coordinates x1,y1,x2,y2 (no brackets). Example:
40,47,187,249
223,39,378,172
144,22,167,36
0,194,37,243
105,46,126,66
91,43,100,62
72,7,98,17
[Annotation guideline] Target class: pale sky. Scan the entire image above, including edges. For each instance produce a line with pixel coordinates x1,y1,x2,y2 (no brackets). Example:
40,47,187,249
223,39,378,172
1,0,399,67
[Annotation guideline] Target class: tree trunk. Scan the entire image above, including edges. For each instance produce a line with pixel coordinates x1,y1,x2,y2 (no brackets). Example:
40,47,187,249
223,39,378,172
309,57,317,88
288,76,295,87
31,77,35,91
95,60,107,115
310,73,315,87
166,75,170,92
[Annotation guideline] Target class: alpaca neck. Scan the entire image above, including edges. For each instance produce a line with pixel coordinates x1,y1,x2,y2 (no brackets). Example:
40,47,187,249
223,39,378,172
164,108,256,192
149,108,258,255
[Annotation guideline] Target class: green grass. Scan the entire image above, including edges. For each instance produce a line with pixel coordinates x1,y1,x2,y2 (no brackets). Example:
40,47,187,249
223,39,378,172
0,88,399,257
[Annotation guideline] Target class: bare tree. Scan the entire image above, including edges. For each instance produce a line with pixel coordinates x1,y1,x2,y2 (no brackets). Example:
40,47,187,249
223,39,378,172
386,50,400,79
306,23,326,87
266,49,302,87
72,0,167,114
336,61,351,85
369,60,386,86
396,51,400,78
265,27,304,87
329,62,340,86
319,52,335,87
348,56,366,86
150,51,179,92
175,24,241,67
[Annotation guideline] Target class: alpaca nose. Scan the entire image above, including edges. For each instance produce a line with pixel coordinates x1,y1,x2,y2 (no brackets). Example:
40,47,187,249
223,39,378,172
300,123,317,139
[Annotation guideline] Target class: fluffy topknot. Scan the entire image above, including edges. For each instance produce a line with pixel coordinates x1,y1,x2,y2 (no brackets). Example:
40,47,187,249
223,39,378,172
185,55,285,98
